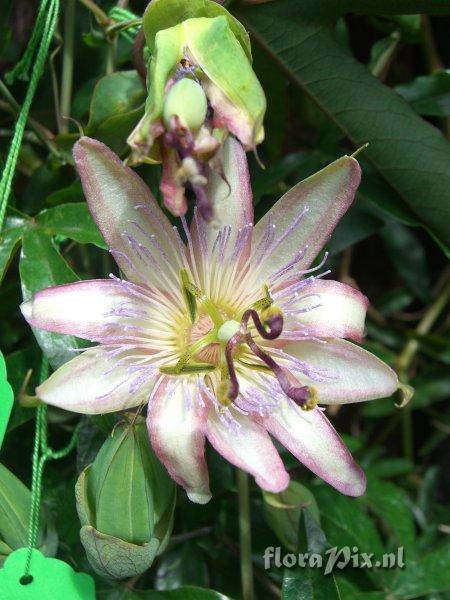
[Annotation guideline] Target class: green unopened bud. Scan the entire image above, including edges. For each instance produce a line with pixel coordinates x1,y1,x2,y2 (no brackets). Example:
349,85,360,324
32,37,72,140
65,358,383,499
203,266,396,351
0,464,57,565
163,78,208,132
76,415,176,580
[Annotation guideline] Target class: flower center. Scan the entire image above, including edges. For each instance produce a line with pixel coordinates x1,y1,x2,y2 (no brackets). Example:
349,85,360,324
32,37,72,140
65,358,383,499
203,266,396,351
160,270,317,411
217,320,241,343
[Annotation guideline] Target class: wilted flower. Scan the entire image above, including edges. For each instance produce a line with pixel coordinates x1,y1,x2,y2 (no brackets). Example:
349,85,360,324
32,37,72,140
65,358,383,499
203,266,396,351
76,416,175,579
127,0,265,218
21,136,399,504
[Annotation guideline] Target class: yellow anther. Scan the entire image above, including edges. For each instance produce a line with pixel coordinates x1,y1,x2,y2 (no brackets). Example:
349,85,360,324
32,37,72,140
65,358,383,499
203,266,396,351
180,268,197,324
252,284,273,311
261,305,282,324
301,386,319,411
217,379,233,407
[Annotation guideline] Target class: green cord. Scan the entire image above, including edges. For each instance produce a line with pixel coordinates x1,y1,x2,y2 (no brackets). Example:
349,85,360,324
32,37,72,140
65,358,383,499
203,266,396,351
23,356,81,577
108,6,141,43
0,0,60,234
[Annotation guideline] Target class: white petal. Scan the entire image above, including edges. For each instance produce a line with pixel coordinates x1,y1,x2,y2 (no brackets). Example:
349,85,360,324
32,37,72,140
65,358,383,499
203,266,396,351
191,137,253,263
20,279,148,343
253,156,361,280
147,378,211,504
264,399,366,496
37,347,154,414
205,409,289,493
73,137,183,288
279,279,368,342
285,338,398,404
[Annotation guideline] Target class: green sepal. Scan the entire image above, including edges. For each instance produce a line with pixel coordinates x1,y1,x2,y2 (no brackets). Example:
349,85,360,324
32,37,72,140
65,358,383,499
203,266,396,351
143,0,252,60
80,525,161,580
185,16,266,145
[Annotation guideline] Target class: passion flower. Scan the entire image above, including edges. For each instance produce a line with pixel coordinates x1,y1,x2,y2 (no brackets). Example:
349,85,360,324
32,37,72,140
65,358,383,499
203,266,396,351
21,136,399,504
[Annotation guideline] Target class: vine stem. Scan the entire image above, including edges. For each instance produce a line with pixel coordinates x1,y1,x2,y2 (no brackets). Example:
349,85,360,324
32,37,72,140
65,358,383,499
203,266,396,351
60,0,75,133
237,469,255,600
396,272,450,379
396,270,450,460
77,0,109,25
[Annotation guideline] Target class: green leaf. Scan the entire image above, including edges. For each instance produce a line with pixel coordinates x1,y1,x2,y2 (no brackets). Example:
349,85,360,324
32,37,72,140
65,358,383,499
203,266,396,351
313,487,385,559
396,71,450,117
115,587,232,600
0,352,14,451
262,481,319,551
282,563,342,600
19,229,81,369
86,71,146,153
36,203,106,248
0,216,29,284
281,509,341,600
364,477,416,553
235,1,450,255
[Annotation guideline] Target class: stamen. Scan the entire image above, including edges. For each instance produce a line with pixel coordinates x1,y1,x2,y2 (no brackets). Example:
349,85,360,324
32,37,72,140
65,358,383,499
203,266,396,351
245,333,315,409
180,268,197,323
160,363,216,375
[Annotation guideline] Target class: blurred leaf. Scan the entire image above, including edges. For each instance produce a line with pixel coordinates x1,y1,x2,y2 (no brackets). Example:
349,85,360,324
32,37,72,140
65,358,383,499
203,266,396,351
407,332,450,365
0,216,28,283
366,458,414,478
328,199,383,255
388,539,450,599
368,31,400,78
155,543,209,590
411,367,450,409
374,288,414,317
46,181,84,207
262,481,319,551
112,587,232,600
358,168,419,227
36,203,106,248
380,222,431,302
396,71,450,117
19,229,81,369
236,1,450,255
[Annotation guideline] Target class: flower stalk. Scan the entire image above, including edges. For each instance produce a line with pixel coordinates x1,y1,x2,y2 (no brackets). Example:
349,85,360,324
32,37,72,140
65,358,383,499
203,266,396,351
237,468,254,600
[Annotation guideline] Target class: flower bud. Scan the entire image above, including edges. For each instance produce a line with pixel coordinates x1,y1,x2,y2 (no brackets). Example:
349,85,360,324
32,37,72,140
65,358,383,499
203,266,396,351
75,415,176,579
163,78,208,132
126,0,266,219
0,464,57,565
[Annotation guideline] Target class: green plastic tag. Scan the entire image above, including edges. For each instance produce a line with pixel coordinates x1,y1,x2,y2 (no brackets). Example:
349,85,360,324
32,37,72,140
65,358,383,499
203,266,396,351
0,548,96,599
0,351,14,450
